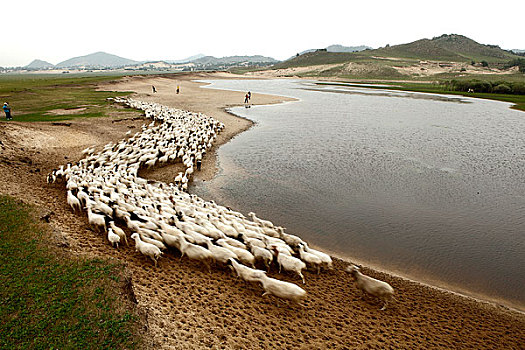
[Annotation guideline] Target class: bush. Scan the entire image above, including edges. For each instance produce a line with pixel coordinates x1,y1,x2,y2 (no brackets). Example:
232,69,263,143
481,61,489,67
493,84,512,94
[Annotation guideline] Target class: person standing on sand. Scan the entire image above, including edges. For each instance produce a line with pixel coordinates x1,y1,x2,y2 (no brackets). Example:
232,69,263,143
3,102,12,120
196,152,202,171
248,91,251,100
244,93,249,104
176,85,180,94
152,85,157,93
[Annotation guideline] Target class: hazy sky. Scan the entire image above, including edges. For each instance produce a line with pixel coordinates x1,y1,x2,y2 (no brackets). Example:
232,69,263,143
3,0,524,67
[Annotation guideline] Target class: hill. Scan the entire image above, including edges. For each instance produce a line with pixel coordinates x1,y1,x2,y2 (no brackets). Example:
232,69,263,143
56,51,138,68
25,59,55,69
367,34,518,63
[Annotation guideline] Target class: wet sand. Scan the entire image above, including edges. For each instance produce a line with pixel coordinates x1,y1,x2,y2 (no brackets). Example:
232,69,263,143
0,72,523,349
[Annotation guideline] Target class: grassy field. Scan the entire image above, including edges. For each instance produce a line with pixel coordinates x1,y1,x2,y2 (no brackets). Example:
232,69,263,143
0,195,142,349
0,74,136,122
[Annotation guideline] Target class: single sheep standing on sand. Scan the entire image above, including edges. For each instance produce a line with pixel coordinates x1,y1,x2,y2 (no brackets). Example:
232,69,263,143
345,264,395,311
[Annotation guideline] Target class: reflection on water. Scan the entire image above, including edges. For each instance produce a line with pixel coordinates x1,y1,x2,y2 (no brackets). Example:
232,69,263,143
194,79,525,310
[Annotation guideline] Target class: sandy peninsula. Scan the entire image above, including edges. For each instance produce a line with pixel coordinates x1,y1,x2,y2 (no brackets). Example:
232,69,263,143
0,72,523,349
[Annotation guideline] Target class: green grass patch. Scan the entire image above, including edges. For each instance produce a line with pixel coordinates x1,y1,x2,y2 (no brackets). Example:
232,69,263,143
0,74,138,122
0,195,142,349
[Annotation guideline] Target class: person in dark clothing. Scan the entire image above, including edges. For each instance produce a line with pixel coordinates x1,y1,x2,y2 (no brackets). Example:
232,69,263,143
196,152,202,171
248,91,251,100
244,93,249,104
3,102,12,120
152,85,157,93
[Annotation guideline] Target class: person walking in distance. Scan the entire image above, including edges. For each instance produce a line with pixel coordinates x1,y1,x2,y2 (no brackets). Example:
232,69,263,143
244,93,249,104
248,91,251,100
152,85,157,93
176,85,180,94
3,102,12,120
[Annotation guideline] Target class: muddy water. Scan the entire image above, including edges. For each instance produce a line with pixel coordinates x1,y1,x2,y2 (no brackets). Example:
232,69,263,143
193,79,525,310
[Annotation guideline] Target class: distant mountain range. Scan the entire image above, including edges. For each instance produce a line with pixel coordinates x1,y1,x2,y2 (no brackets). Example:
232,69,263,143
23,52,278,70
165,54,206,64
327,45,371,52
297,44,371,56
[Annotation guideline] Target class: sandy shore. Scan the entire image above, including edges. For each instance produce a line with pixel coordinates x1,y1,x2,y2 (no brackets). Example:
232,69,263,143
0,72,523,349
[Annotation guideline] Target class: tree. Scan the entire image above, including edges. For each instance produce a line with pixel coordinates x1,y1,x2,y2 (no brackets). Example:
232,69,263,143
481,61,489,67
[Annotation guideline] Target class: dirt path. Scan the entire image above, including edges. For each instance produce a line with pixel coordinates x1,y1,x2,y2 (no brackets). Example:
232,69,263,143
0,72,523,349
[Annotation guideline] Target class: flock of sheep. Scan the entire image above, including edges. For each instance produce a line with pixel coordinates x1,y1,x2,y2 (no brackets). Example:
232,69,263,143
47,97,395,309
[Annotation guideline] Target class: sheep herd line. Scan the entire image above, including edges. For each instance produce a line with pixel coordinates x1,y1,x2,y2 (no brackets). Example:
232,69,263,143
46,97,395,308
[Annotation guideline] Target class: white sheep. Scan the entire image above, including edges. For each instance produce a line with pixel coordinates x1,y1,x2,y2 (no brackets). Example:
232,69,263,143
217,240,255,268
226,258,267,283
86,205,107,233
272,246,306,284
67,190,82,213
303,242,333,269
177,236,213,272
246,242,273,272
205,240,238,264
109,221,128,246
140,234,167,251
255,274,306,304
345,265,395,310
248,212,274,228
131,232,163,267
277,227,304,247
107,227,121,248
298,243,322,274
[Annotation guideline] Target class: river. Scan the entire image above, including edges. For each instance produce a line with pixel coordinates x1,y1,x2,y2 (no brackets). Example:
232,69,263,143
192,79,525,310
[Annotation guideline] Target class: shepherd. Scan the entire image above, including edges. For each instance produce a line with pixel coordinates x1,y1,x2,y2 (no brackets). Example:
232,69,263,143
3,102,12,120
